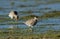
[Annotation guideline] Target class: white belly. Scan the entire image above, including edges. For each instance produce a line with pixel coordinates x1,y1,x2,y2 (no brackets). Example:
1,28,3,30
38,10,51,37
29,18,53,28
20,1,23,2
8,14,13,19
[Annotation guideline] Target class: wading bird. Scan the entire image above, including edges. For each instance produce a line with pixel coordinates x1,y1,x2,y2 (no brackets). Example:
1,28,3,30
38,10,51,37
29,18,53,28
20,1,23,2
24,17,38,28
8,11,19,20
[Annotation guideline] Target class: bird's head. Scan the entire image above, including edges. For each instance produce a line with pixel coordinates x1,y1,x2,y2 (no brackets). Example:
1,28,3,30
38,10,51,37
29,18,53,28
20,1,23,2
34,17,38,20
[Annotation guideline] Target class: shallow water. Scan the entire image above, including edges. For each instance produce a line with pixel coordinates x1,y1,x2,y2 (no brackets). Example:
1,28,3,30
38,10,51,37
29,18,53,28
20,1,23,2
0,0,60,33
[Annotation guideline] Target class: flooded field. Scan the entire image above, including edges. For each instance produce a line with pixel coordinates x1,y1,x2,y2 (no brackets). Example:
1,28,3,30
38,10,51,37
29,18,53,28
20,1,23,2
0,0,60,39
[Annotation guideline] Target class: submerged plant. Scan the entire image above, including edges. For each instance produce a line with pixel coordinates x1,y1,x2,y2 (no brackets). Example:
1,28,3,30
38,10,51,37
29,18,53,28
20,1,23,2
10,2,15,6
20,15,39,20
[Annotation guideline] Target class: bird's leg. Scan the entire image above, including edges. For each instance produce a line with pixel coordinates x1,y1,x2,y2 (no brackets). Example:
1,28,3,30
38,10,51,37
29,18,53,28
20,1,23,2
28,26,33,32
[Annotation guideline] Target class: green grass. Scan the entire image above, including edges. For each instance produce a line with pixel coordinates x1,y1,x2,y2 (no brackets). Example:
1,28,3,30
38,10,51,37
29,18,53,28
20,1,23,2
0,29,60,39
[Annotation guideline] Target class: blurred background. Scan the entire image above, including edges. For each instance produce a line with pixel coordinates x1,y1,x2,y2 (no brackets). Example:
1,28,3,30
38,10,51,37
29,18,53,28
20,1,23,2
0,0,60,39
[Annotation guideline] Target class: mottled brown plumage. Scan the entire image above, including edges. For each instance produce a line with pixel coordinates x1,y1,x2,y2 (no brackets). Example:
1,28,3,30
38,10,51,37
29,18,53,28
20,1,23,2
24,17,38,27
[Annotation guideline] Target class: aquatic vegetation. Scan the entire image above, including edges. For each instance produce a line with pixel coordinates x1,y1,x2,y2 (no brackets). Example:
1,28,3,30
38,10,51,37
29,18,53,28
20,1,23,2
0,17,11,23
7,22,21,25
0,11,60,23
40,11,60,19
19,10,33,13
0,29,60,39
18,5,28,7
20,15,39,20
0,0,60,39
10,2,15,6
0,11,60,24
0,22,21,25
17,5,36,7
46,0,60,4
20,0,28,2
40,24,60,26
40,7,51,10
0,7,11,10
0,7,3,10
